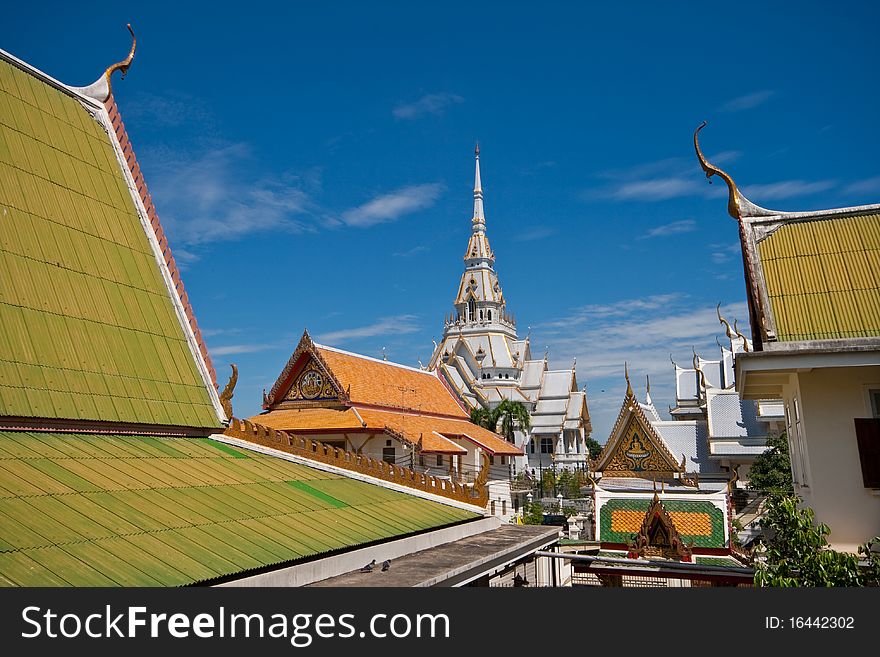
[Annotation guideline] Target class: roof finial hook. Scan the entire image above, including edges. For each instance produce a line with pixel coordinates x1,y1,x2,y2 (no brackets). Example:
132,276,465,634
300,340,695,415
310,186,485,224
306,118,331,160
624,361,632,395
716,302,736,339
733,319,751,352
72,23,137,102
694,121,741,220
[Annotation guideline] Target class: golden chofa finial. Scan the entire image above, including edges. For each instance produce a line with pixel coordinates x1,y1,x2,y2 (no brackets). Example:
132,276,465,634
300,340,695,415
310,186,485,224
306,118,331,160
72,23,137,103
716,303,736,340
692,347,709,390
694,121,740,220
733,319,751,352
624,361,632,395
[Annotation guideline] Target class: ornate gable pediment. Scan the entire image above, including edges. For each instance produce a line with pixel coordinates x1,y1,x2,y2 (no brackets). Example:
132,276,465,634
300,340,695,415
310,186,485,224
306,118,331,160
595,387,681,478
264,331,348,410
628,494,693,562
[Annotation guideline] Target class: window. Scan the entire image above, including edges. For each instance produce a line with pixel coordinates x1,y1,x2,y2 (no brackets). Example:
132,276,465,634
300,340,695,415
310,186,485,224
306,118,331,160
468,298,476,322
436,454,444,466
854,418,880,488
529,440,535,454
540,437,554,454
419,454,425,467
502,500,507,515
382,447,395,464
489,454,495,465
487,310,492,321
385,439,392,447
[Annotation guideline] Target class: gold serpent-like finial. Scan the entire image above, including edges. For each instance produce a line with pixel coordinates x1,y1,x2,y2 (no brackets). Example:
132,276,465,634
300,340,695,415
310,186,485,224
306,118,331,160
624,361,632,395
733,319,751,352
219,363,238,418
694,121,740,220
105,23,137,82
692,348,708,391
716,303,736,339
72,23,137,102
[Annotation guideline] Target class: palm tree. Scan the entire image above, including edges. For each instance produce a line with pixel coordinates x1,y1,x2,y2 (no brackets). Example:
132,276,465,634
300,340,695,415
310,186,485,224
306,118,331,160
471,399,531,443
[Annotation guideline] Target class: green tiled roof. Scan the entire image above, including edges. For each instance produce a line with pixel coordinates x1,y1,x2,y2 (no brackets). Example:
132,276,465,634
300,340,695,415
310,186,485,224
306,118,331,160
758,213,880,341
0,58,219,427
0,430,477,586
599,498,726,549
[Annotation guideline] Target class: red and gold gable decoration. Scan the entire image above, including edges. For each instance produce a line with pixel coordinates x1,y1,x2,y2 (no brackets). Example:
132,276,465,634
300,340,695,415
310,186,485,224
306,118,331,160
627,494,694,562
594,391,681,478
264,331,347,409
284,361,339,402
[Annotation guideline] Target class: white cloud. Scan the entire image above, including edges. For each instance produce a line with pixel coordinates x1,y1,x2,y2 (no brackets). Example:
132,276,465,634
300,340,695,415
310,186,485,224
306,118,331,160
211,343,277,356
147,143,318,246
534,295,750,440
342,183,445,227
514,225,557,242
392,93,464,120
844,176,880,197
587,153,739,202
124,91,214,128
709,243,741,264
639,219,697,239
393,245,430,258
316,315,421,344
742,179,835,200
718,90,775,113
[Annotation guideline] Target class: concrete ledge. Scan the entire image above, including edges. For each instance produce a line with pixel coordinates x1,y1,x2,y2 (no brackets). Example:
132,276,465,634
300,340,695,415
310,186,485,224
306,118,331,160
218,516,501,587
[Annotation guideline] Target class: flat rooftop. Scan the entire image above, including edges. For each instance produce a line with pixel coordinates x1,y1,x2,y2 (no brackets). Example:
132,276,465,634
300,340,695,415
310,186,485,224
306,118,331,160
308,524,560,587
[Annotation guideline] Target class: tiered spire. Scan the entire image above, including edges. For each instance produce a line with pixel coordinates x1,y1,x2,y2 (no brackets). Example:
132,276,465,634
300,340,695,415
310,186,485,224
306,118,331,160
443,146,516,336
473,143,485,226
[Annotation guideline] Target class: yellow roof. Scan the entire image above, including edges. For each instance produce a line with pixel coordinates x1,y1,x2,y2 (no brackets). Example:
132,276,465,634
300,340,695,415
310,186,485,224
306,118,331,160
758,213,880,341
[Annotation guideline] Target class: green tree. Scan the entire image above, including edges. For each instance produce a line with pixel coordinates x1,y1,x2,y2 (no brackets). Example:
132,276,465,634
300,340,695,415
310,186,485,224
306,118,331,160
470,399,531,443
557,469,581,498
522,500,544,525
748,432,793,496
754,495,880,587
584,437,603,460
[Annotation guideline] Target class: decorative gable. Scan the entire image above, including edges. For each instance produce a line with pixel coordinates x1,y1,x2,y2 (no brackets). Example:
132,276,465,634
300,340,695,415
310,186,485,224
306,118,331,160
283,360,340,403
595,382,682,478
264,331,348,409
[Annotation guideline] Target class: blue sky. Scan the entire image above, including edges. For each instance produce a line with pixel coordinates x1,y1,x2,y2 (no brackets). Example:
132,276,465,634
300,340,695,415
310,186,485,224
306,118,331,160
4,1,879,440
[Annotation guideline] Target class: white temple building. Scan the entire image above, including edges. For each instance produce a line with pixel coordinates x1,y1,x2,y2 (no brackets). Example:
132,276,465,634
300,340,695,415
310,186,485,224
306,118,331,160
429,147,592,473
663,308,785,483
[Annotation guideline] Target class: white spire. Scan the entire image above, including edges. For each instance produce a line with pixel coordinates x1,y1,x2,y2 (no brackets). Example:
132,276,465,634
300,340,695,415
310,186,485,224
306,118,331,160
473,143,484,226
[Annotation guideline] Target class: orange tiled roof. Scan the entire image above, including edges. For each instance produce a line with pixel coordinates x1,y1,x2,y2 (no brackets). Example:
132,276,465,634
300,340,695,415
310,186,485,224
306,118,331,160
316,346,467,417
252,407,363,431
358,409,521,456
249,406,522,456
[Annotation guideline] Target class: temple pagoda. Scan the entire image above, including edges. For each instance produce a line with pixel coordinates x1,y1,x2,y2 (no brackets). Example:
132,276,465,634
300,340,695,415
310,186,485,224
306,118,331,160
430,147,592,473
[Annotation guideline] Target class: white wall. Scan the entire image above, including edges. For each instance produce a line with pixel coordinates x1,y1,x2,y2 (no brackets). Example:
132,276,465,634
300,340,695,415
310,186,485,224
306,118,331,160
784,365,880,552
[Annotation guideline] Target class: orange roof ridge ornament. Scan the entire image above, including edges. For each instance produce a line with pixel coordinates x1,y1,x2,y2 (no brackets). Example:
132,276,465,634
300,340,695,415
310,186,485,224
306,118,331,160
219,364,238,420
694,121,778,220
72,23,136,103
624,361,632,396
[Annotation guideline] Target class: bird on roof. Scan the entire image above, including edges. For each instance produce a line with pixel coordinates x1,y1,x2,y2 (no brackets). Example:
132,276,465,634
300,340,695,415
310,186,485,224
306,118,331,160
360,559,376,573
382,559,391,572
